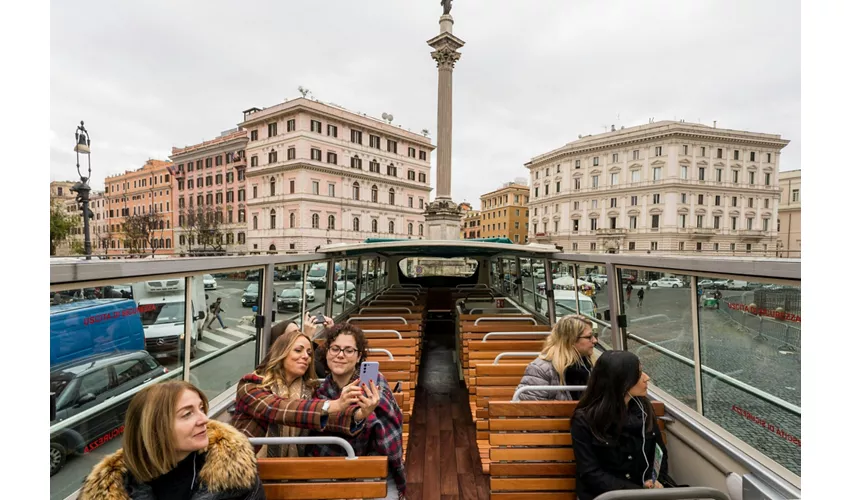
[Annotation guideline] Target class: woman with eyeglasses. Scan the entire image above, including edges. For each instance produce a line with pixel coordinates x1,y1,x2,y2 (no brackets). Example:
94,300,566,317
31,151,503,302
232,321,376,457
571,350,668,499
515,314,597,401
307,322,406,500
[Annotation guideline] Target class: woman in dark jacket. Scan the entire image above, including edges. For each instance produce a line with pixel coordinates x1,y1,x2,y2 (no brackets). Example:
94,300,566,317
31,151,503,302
515,314,596,401
571,350,668,500
79,380,265,500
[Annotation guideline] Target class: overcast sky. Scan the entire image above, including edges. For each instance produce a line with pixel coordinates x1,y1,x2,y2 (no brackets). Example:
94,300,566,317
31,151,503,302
50,0,800,208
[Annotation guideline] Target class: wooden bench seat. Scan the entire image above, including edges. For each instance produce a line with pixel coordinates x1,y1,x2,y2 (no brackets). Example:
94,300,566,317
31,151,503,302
487,400,666,500
258,456,388,499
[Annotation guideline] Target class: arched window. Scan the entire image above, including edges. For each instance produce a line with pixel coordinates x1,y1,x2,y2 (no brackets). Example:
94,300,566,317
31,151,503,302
270,177,276,196
166,238,171,249
328,215,336,229
408,223,413,235
419,224,424,236
226,233,234,244
159,238,164,249
389,188,395,205
353,217,360,232
371,219,378,232
253,215,258,230
352,182,360,200
179,235,186,245
270,209,276,229
166,220,170,229
371,185,378,203
290,212,296,228
388,221,395,234
269,244,276,252
312,213,320,228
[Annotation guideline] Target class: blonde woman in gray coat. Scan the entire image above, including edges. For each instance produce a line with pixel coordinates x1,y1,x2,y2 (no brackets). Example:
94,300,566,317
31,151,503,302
516,314,597,401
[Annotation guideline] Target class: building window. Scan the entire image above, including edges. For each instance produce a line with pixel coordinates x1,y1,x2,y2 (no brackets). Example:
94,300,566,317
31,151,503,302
252,215,258,230
763,218,770,231
545,184,549,195
573,219,579,232
680,166,688,179
767,153,772,163
632,150,639,160
655,146,662,156
419,172,426,183
747,217,754,230
748,171,755,185
791,189,799,202
612,153,619,163
387,140,397,154
419,224,424,236
286,119,295,132
630,196,638,206
388,165,397,177
696,242,703,252
610,197,617,208
679,241,685,251
590,242,597,251
733,170,739,183
764,198,770,209
697,194,704,205
683,145,689,155
591,200,597,209
329,183,335,197
215,192,223,204
419,198,424,209
407,170,416,181
714,216,721,229
253,185,258,198
534,187,539,198
764,173,771,185
328,215,335,229
312,181,319,195
369,135,381,149
590,218,598,231
631,170,640,183
287,147,296,160
269,209,276,229
574,178,581,189
290,212,296,228
651,214,659,228
628,241,636,251
652,167,662,181
353,217,360,232
310,120,322,133
369,160,380,173
351,155,362,169
698,167,705,181
717,148,723,159
369,219,377,232
629,216,637,229
310,148,322,161
419,150,427,161
681,193,687,203
388,188,395,205
731,217,737,230
715,195,721,206
748,197,754,208
353,182,360,200
371,185,378,202
268,123,277,137
591,175,599,188
408,147,416,157
328,152,337,164
238,208,245,223
610,173,618,185
593,157,599,166
351,129,362,144
408,196,414,208
734,150,740,160
290,180,295,193
696,215,704,228
679,214,687,228
250,130,258,141
575,160,581,168
312,213,320,229
328,124,338,137
268,150,278,164
746,243,752,253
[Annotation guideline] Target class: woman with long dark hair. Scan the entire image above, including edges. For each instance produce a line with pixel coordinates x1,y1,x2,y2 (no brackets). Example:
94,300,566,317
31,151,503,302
572,350,668,500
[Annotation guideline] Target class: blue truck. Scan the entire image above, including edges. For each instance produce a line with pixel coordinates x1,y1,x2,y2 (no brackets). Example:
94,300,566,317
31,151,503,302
50,298,146,367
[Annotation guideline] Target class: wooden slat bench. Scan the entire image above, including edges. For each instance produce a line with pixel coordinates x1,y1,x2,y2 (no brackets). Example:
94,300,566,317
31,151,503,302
487,400,667,500
258,456,389,499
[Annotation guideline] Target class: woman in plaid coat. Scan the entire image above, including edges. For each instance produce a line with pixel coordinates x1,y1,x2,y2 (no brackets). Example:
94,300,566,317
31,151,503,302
308,323,407,500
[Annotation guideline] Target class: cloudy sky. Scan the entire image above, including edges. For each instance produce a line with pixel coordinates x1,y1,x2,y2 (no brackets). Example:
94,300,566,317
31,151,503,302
50,0,800,208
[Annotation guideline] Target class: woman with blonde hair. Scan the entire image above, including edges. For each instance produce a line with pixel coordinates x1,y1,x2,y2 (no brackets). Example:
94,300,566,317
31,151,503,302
232,318,379,457
79,380,265,500
516,314,597,401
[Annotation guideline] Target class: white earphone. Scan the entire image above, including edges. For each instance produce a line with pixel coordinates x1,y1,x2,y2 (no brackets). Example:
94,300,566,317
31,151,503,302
633,396,651,483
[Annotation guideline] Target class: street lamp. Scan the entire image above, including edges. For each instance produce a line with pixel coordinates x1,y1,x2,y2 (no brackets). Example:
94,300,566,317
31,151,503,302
71,121,93,260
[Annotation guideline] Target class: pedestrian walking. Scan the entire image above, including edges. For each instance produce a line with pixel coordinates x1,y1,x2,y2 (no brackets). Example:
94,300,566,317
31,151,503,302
206,297,227,329
637,287,644,308
625,283,633,302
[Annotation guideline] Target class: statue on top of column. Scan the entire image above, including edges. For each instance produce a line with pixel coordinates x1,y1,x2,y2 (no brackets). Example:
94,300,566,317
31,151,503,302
441,0,452,16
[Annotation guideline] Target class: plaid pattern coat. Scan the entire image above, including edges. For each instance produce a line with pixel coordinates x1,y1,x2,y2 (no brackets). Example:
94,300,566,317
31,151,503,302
231,373,362,453
306,373,406,497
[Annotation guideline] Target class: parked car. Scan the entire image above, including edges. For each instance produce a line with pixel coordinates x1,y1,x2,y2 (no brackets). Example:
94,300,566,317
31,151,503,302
241,283,259,307
589,274,608,286
281,269,302,281
203,274,217,290
307,265,328,289
277,281,316,301
245,270,260,281
277,288,303,312
725,280,750,290
50,351,168,476
648,277,685,288
333,281,357,304
697,279,715,288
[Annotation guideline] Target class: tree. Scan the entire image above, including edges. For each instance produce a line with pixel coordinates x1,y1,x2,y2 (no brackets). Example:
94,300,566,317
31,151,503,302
124,211,165,257
181,206,225,256
50,200,78,255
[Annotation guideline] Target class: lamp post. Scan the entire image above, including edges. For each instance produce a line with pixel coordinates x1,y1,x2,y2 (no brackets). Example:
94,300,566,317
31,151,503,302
71,121,93,260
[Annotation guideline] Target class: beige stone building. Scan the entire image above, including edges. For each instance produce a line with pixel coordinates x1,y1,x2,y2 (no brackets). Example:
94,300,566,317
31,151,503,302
525,121,789,255
777,170,801,258
479,182,530,243
239,97,433,254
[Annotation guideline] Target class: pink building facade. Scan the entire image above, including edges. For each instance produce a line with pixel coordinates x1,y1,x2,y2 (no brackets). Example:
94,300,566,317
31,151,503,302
170,130,249,254
239,98,434,254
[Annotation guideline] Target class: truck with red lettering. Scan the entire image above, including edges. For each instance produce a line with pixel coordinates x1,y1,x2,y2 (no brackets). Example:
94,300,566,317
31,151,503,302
50,298,146,367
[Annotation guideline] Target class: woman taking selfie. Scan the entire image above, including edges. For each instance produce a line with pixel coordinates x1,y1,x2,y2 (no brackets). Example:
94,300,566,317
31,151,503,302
270,313,334,379
515,314,596,401
232,318,377,451
571,350,668,500
307,322,406,500
79,381,265,500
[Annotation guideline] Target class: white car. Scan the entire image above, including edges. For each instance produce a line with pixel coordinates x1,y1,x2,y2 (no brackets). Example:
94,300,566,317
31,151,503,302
203,274,217,290
279,281,316,301
648,277,684,288
590,274,608,286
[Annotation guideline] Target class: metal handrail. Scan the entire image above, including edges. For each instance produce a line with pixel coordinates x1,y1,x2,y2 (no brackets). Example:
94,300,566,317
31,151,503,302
390,284,421,289
594,487,730,500
248,436,357,460
348,316,408,324
455,284,489,289
367,348,394,359
362,329,402,339
493,352,541,364
629,334,801,416
358,306,412,314
474,316,538,325
650,388,801,498
483,331,551,341
368,299,415,306
469,308,522,314
512,385,587,401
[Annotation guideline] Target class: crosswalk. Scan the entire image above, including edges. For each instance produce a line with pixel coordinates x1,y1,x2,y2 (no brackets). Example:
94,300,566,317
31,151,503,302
197,322,257,356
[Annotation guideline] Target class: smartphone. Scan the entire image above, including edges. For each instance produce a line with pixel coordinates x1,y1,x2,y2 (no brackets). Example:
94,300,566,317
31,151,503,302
313,313,326,324
359,361,379,389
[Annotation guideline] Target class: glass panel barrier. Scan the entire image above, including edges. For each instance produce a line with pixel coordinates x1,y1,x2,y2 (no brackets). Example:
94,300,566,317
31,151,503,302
50,278,186,499
623,268,697,410
272,263,309,326
335,259,357,315
697,277,801,475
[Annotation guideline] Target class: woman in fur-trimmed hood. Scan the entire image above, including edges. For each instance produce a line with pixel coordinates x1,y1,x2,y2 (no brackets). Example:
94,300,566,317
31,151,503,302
79,381,265,500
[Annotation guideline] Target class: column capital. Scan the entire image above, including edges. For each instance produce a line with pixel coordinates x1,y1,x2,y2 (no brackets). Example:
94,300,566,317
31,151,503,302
431,47,461,69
